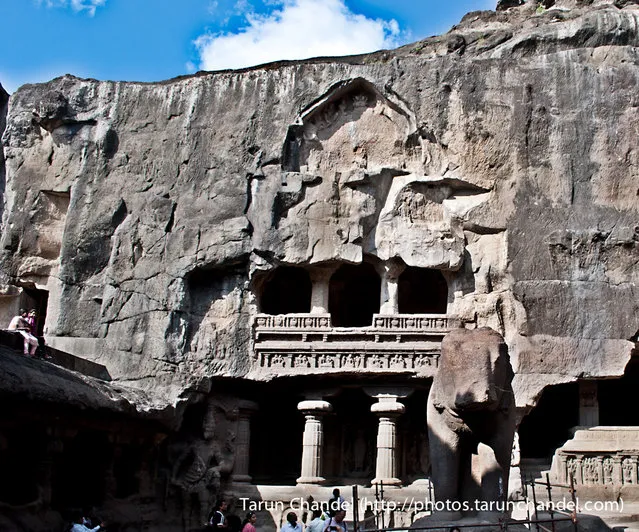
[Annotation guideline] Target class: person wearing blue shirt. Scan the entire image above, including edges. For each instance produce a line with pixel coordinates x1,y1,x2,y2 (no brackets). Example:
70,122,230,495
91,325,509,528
281,512,303,532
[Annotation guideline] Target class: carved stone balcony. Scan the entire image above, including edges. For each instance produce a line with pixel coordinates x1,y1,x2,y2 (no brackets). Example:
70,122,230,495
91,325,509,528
252,313,460,377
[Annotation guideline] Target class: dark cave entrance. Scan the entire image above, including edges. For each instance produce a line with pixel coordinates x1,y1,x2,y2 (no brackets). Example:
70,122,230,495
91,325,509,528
20,286,49,335
259,266,312,315
249,391,304,485
329,263,381,327
599,355,639,425
518,382,579,460
398,267,448,314
52,430,111,510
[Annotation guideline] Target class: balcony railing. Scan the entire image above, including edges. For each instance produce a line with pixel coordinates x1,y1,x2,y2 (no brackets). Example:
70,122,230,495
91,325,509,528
252,313,460,376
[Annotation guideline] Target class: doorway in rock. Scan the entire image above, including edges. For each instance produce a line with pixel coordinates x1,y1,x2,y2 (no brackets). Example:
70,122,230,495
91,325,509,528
398,388,431,483
249,390,304,484
259,266,312,315
398,267,448,314
329,263,381,327
322,388,376,483
518,382,578,461
20,286,49,335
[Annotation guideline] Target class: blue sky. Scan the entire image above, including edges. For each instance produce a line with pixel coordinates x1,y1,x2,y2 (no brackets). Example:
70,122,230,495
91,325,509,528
1,0,495,94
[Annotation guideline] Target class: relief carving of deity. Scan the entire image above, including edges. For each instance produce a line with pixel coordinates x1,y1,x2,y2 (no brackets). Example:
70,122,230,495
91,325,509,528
582,457,599,484
602,456,614,484
622,457,635,484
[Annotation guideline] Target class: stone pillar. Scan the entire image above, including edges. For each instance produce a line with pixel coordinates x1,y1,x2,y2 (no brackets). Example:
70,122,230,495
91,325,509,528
232,400,258,483
613,455,623,485
309,267,336,315
371,395,405,486
596,456,604,485
378,260,406,315
297,400,332,485
579,380,599,427
575,457,584,484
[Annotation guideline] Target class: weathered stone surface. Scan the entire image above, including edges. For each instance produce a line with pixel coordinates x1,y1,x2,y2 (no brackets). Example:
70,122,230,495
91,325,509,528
1,2,638,415
427,328,516,519
0,346,165,419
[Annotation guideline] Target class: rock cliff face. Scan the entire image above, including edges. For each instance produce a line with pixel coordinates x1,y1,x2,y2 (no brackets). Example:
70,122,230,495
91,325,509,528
1,0,638,410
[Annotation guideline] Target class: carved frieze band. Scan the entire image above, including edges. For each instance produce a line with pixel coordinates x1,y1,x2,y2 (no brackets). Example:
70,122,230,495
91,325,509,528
254,313,457,332
558,453,639,486
372,315,455,330
255,314,331,330
258,352,439,371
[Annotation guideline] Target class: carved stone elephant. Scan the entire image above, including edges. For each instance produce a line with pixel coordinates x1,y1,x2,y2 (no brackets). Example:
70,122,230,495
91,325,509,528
427,327,516,519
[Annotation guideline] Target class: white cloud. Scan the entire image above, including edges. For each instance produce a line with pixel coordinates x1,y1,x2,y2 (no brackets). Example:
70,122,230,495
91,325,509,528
195,0,401,71
37,0,106,16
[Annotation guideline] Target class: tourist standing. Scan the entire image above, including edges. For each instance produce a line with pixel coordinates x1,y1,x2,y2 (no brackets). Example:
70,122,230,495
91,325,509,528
327,489,345,517
281,512,303,532
307,509,325,532
241,512,257,532
209,500,229,530
323,510,347,532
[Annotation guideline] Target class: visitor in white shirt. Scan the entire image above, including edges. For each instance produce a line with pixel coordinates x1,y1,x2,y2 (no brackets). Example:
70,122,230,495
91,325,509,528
69,514,106,531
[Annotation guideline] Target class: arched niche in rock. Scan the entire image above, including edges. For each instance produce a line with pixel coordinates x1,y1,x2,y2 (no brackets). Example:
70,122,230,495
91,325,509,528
264,79,424,265
282,77,422,178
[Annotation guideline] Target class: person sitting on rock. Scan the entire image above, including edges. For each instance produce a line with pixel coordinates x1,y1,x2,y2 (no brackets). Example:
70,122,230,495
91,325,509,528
8,309,38,357
26,308,51,359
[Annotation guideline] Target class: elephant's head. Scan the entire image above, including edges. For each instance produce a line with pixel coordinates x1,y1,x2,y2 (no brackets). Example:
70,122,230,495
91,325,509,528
432,327,513,413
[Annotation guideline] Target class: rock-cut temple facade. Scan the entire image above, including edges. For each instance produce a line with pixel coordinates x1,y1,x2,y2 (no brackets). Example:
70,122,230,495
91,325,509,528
0,0,638,530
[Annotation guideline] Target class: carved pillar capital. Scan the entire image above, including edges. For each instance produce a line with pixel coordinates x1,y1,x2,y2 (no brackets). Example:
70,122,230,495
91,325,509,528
377,259,406,315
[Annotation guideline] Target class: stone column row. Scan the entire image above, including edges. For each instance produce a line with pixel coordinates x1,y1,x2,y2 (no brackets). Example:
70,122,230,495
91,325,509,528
296,394,406,487
308,260,407,317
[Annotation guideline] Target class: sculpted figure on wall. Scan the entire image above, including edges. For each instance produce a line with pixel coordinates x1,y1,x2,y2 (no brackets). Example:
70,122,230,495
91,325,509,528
170,399,236,527
426,327,515,520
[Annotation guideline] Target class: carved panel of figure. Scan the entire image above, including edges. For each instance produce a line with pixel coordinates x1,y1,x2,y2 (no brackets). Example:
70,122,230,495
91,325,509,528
567,457,578,483
622,457,635,484
582,457,599,484
170,399,236,528
603,456,614,484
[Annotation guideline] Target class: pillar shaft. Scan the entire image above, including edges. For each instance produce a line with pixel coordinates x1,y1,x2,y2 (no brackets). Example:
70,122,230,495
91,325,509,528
232,413,253,483
378,261,405,315
309,268,335,314
297,400,332,485
371,396,405,486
